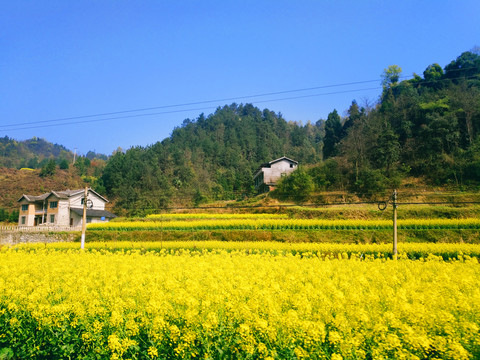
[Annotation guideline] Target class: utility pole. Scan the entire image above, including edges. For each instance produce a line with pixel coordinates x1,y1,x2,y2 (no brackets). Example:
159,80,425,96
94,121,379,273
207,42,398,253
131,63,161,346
73,148,77,165
378,189,398,260
42,198,46,225
392,189,398,260
81,187,88,250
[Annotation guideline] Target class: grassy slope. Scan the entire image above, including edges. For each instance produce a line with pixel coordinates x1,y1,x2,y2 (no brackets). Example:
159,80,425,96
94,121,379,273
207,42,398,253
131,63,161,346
0,167,86,210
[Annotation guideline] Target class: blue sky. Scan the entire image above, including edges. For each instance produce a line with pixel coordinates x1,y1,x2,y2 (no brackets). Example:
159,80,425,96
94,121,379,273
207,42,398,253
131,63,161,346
1,1,479,155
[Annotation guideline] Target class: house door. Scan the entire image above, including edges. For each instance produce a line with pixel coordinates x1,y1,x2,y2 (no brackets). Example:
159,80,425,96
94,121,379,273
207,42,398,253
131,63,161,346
34,217,38,226
70,218,73,226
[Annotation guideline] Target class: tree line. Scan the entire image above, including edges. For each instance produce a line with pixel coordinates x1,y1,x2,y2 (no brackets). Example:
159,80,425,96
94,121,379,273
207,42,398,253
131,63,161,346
0,208,19,223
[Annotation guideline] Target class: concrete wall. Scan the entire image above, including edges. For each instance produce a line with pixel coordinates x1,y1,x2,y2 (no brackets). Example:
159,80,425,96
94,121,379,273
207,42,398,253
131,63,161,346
55,199,70,226
0,231,78,246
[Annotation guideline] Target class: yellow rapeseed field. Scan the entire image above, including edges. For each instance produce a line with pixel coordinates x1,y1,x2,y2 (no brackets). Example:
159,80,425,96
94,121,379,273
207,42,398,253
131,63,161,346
146,213,289,220
0,247,479,359
88,217,480,231
17,241,480,260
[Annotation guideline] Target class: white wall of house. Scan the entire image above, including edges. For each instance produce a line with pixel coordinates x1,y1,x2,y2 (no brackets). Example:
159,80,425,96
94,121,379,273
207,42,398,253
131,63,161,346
70,212,83,227
57,200,70,225
69,191,106,210
261,159,297,185
70,211,110,227
89,217,109,224
263,160,296,184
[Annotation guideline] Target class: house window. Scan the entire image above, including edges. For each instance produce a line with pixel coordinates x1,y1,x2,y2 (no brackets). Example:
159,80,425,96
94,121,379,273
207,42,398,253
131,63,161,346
21,204,28,211
81,198,84,205
21,216,26,225
290,164,294,168
50,214,55,223
50,201,58,209
86,218,92,223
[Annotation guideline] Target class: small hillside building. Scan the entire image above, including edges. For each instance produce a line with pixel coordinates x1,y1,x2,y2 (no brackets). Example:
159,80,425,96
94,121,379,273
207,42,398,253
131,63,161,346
253,157,298,192
18,189,116,227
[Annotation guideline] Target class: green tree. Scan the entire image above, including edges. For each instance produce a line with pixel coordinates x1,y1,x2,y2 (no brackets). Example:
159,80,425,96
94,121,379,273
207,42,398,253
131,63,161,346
423,63,444,83
8,210,19,222
74,157,91,176
0,208,7,222
59,159,69,170
308,159,341,190
39,159,56,177
371,125,401,173
323,109,342,159
350,168,387,197
444,51,480,81
381,65,402,90
273,168,314,203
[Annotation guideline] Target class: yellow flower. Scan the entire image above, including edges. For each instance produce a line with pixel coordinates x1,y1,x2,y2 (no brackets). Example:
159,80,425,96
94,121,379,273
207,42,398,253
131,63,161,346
147,346,158,358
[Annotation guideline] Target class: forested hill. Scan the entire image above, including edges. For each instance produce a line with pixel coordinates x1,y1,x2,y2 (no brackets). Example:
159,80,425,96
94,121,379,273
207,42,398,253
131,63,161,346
0,136,108,169
101,104,324,213
0,136,73,169
101,49,480,213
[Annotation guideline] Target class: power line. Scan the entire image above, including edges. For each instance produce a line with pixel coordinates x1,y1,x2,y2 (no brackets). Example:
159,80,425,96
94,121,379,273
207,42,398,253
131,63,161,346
1,66,478,132
0,86,382,132
0,78,386,129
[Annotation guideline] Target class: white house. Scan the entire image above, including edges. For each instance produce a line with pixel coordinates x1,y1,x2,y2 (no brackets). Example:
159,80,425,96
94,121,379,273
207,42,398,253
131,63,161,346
253,156,298,192
18,188,115,227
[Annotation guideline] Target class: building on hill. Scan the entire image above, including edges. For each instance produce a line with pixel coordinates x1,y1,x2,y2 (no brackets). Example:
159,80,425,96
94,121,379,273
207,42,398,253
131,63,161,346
253,156,298,192
18,188,115,228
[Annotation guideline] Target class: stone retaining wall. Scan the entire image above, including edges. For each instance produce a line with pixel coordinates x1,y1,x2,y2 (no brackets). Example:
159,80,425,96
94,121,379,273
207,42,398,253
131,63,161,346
0,231,79,245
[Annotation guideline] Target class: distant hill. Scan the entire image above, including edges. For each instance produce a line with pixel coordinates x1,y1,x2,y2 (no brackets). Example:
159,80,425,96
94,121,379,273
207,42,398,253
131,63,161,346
0,136,73,169
0,136,107,169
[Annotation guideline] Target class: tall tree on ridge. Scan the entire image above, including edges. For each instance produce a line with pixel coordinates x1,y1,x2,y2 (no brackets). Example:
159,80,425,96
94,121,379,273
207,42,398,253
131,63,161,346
323,109,342,159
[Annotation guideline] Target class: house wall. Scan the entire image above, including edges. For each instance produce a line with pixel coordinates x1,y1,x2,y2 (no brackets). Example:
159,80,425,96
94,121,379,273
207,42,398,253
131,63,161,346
89,217,109,224
70,190,108,227
45,197,68,226
69,191,106,210
254,171,264,189
18,200,35,226
57,200,70,226
71,212,83,227
70,212,110,227
263,160,297,184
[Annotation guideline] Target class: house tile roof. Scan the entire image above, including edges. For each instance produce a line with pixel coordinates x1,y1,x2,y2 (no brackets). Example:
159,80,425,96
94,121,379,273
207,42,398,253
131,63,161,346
69,208,116,218
19,188,109,203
